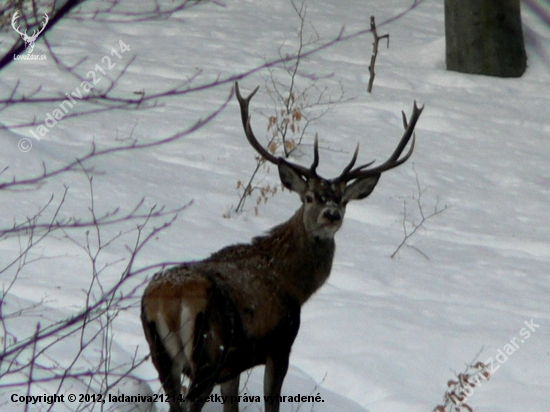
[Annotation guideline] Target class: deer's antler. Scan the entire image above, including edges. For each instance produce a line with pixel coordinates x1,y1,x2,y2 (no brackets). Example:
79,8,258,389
235,82,423,183
235,82,320,179
336,101,424,182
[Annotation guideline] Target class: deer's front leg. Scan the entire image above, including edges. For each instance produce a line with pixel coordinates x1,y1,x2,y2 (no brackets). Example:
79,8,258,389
221,375,240,412
263,352,290,412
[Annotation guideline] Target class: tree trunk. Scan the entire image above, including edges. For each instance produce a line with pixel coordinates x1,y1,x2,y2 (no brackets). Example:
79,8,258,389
445,0,527,77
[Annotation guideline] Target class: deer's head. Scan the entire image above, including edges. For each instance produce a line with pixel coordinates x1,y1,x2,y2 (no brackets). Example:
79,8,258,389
235,82,423,239
11,11,49,54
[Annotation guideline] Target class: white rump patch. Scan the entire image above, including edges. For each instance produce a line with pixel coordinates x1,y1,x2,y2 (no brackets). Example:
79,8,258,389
179,304,195,372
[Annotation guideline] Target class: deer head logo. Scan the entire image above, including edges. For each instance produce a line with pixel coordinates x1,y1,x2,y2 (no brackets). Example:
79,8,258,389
11,11,49,54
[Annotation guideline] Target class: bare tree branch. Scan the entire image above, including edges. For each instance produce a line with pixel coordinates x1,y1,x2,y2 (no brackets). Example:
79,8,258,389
0,87,233,190
367,15,389,93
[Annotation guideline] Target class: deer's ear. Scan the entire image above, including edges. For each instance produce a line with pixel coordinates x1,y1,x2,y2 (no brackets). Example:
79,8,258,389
343,175,380,202
278,161,308,194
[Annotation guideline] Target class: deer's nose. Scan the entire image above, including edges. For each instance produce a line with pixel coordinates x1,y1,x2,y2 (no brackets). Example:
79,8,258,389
323,208,341,223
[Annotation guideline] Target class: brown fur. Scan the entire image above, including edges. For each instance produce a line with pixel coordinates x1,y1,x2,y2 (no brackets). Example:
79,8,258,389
141,84,422,412
141,204,335,412
141,166,392,412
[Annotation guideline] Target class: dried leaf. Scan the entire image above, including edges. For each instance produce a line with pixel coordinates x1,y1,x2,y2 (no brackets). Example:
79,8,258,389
267,116,277,131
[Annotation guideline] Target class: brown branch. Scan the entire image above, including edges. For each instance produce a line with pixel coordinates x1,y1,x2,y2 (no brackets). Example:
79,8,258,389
367,16,390,93
391,167,448,259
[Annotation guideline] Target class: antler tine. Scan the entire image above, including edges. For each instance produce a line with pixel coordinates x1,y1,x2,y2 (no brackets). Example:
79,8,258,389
309,135,320,175
341,158,377,178
339,101,424,182
336,143,359,180
234,82,313,176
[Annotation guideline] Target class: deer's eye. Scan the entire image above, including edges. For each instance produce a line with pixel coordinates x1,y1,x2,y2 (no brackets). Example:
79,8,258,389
319,195,327,203
305,194,314,204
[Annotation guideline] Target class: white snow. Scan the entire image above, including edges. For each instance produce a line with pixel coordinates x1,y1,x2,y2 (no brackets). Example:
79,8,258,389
1,0,549,411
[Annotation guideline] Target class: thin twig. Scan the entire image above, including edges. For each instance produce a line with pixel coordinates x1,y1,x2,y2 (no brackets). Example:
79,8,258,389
391,167,448,259
367,16,389,93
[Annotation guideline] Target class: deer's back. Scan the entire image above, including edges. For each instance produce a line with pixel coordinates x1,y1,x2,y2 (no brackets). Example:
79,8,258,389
144,246,299,342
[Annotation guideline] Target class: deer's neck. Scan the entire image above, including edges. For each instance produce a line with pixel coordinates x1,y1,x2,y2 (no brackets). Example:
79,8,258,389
252,206,335,304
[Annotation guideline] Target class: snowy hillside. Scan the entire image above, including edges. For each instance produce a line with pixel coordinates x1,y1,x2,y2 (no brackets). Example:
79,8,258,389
1,0,549,411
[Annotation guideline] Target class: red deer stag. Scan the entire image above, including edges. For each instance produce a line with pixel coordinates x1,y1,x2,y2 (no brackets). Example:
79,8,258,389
141,82,423,412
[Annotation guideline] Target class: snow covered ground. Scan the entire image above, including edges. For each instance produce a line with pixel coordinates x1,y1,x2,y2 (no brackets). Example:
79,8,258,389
1,0,549,411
